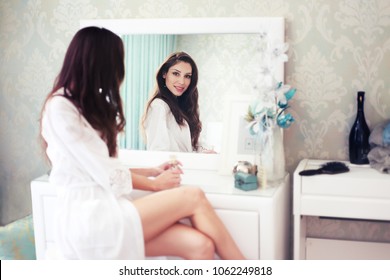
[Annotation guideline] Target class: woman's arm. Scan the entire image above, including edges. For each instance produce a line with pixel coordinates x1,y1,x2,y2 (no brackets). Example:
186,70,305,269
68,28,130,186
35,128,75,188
130,160,182,177
43,97,134,197
144,99,172,151
130,167,161,178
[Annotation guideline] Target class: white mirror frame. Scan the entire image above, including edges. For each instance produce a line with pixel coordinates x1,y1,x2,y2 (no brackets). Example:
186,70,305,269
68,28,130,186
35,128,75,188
80,17,285,174
80,17,283,35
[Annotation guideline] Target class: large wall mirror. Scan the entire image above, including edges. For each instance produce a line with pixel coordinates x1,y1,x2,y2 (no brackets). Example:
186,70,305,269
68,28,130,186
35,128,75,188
80,18,284,156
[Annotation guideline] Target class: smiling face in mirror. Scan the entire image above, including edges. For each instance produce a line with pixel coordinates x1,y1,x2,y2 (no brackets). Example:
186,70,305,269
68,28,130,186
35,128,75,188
164,61,192,97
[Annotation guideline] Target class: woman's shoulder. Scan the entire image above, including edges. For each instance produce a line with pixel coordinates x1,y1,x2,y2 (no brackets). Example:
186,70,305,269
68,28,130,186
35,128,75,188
45,89,77,113
149,98,169,111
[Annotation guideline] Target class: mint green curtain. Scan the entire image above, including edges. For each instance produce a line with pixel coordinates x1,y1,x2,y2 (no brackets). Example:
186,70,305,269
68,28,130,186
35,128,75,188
120,34,177,150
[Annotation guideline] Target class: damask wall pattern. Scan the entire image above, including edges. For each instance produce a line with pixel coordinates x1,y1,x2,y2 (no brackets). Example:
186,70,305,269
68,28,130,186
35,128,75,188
1,0,389,252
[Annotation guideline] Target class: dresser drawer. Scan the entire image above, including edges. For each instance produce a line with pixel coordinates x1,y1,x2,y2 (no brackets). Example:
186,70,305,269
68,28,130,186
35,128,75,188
306,238,390,260
215,209,259,259
294,159,390,220
298,160,390,199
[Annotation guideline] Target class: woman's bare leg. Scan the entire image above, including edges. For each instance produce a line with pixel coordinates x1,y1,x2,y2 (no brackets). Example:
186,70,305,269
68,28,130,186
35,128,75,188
132,186,245,260
145,223,215,259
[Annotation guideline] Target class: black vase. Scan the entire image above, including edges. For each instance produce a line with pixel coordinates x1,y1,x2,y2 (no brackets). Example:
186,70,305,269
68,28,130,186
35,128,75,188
349,91,370,164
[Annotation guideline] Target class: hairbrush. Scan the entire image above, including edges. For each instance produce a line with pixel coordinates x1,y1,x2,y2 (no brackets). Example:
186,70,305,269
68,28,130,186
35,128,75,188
299,161,350,176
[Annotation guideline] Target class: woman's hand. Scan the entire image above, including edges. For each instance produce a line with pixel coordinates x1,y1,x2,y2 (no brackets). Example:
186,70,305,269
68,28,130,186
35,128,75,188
153,169,182,190
131,161,183,178
150,161,183,177
201,149,217,154
197,146,217,154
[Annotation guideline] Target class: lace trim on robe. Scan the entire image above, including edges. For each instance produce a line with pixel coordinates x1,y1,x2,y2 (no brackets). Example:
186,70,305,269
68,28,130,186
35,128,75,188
109,167,132,197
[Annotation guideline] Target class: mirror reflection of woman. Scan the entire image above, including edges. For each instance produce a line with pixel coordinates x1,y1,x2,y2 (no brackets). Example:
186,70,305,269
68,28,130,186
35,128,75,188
142,52,214,153
40,27,244,260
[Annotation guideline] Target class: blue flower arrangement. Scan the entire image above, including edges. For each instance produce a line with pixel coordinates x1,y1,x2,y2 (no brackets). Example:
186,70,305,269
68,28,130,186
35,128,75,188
244,38,296,137
245,81,296,135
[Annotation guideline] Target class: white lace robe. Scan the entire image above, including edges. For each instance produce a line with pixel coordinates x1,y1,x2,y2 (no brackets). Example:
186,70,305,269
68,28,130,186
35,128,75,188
41,93,144,259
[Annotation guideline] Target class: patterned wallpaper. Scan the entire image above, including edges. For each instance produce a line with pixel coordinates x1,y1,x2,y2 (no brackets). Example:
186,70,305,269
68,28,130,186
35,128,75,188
1,0,389,254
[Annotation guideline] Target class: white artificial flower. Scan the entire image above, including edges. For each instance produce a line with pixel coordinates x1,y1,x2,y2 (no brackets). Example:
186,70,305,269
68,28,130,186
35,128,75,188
268,41,289,63
274,84,291,106
246,35,296,134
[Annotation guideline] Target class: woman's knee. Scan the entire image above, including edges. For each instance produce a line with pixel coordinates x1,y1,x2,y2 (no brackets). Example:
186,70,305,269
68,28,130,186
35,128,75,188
186,234,215,260
182,187,208,206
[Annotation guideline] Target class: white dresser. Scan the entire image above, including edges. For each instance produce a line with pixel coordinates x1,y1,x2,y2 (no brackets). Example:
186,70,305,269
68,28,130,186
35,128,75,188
293,158,390,260
31,150,290,260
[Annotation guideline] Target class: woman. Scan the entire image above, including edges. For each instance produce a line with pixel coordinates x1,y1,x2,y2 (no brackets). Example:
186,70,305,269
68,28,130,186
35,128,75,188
142,52,208,152
40,26,244,260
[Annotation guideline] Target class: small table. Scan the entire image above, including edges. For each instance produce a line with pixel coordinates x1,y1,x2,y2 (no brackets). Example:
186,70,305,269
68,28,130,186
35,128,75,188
293,159,390,259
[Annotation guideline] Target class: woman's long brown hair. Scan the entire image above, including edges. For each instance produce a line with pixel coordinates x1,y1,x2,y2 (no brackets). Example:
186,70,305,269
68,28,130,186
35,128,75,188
142,51,202,150
40,27,126,157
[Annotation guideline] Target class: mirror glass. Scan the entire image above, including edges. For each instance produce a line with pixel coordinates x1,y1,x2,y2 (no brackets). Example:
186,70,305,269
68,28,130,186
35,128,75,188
121,33,262,153
80,18,284,154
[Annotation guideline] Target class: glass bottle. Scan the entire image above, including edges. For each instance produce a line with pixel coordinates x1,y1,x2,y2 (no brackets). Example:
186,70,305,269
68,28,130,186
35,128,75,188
349,91,370,164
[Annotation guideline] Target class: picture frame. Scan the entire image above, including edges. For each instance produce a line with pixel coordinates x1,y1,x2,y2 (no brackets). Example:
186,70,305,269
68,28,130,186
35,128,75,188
219,94,259,175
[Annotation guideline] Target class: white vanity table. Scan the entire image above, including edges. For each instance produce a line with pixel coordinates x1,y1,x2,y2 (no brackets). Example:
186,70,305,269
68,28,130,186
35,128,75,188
31,150,290,260
293,158,390,260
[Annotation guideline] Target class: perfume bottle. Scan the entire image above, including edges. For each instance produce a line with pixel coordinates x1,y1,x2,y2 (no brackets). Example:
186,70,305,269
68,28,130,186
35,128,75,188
169,155,179,170
349,91,370,164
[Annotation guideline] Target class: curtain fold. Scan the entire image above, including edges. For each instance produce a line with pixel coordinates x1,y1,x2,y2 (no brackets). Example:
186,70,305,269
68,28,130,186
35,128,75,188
120,34,177,150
